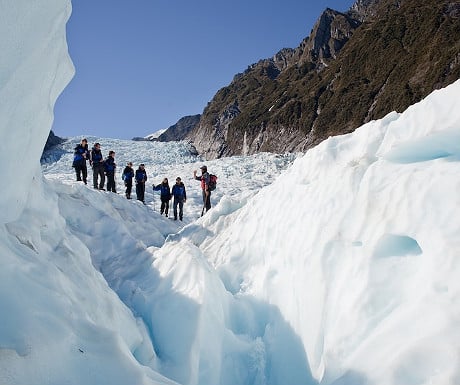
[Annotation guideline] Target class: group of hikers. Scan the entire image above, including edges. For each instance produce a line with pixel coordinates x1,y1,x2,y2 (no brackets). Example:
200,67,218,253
72,138,213,220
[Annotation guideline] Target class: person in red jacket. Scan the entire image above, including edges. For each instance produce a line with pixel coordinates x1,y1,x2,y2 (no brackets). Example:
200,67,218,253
193,165,211,216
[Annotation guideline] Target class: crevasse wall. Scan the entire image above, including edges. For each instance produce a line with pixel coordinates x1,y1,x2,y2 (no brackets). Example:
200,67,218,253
0,0,74,223
199,80,460,384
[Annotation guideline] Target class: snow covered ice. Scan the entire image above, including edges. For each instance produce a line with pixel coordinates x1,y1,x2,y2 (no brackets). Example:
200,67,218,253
2,1,460,385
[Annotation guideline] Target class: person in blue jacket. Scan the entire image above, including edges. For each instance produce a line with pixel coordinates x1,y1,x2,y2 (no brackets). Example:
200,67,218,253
171,177,187,221
90,142,105,190
122,162,134,199
153,178,172,217
135,164,148,204
104,151,116,193
72,138,89,184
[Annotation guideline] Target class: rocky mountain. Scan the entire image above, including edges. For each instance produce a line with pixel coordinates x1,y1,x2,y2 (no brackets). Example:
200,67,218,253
186,0,460,159
43,130,65,151
157,114,201,142
348,0,383,21
41,130,66,164
133,129,167,141
134,114,200,142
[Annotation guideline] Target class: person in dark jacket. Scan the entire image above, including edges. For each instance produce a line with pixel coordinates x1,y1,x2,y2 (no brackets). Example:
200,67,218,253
122,162,134,199
90,142,105,190
153,178,171,217
72,138,89,184
104,151,116,193
193,165,211,216
135,164,148,204
171,177,186,221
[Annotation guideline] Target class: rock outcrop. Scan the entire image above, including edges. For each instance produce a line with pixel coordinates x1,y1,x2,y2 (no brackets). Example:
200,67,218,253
186,0,460,159
157,114,200,142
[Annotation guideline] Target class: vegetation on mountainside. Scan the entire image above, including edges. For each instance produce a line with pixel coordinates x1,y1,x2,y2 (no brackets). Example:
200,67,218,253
195,0,460,156
312,0,460,139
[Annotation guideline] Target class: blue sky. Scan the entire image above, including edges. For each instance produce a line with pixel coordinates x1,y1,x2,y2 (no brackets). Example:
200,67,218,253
52,0,354,140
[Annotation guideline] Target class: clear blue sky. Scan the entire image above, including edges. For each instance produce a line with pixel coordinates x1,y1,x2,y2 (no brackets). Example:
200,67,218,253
52,0,354,140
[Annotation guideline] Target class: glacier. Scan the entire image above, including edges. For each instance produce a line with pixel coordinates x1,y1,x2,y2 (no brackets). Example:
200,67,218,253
1,1,460,385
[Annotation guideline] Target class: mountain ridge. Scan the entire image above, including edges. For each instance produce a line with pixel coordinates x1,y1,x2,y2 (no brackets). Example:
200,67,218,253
172,0,460,159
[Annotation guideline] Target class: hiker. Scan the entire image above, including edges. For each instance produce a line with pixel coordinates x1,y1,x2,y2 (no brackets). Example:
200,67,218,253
90,142,105,190
72,138,89,184
135,164,148,203
171,177,186,221
153,178,172,217
104,150,117,193
122,162,134,199
194,165,211,216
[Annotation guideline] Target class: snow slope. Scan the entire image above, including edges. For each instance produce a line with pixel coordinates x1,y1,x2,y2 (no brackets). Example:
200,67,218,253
152,80,460,385
198,81,460,384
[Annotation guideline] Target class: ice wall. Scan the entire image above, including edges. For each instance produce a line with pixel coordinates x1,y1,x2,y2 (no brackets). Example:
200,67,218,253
0,0,74,223
195,80,460,384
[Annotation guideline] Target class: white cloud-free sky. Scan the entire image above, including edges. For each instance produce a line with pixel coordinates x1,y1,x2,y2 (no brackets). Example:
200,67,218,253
52,0,354,139
2,1,460,384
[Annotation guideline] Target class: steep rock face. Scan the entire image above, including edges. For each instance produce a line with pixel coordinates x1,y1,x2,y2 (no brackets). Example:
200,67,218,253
349,0,382,21
157,114,201,142
187,6,361,159
295,8,361,66
186,6,363,159
43,130,65,152
189,103,240,159
304,0,460,147
187,0,460,159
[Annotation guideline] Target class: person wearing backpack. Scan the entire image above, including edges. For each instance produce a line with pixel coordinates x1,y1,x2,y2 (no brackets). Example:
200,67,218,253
72,138,89,184
122,162,134,199
153,178,172,217
171,177,186,221
135,164,148,204
104,150,116,193
90,142,105,190
194,165,211,216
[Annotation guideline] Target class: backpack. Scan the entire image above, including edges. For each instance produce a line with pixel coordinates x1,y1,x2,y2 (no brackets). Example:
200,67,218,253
208,174,217,191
